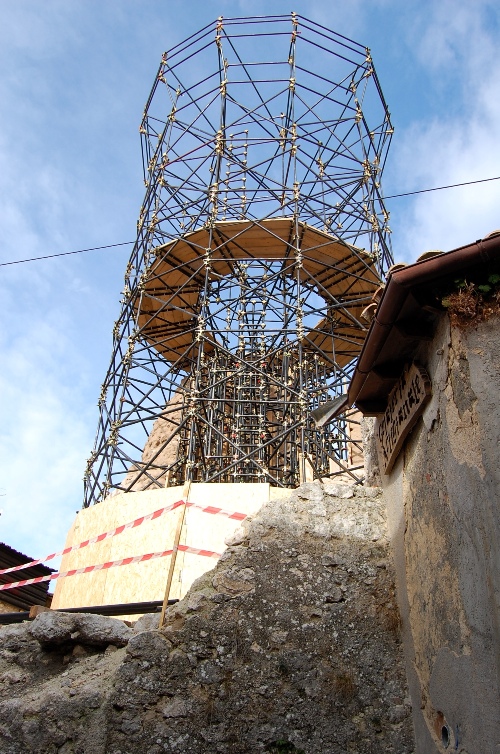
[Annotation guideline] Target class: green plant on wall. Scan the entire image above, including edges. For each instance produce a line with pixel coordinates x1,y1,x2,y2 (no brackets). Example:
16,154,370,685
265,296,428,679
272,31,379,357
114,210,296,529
440,272,500,325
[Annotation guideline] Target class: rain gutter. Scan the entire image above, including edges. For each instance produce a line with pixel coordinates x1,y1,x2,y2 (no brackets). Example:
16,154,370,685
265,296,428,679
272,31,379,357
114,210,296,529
347,232,500,412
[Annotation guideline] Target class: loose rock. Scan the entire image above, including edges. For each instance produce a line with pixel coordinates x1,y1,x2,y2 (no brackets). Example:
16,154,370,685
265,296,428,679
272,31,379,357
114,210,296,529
29,611,132,648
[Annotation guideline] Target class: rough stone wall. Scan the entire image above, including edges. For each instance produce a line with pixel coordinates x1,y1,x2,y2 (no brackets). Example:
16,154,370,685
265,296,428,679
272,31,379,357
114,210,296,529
121,384,185,491
0,483,414,754
382,314,500,754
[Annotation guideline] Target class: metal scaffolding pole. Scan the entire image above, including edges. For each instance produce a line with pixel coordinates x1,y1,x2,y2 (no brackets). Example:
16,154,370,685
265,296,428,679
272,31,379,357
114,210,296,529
83,13,394,506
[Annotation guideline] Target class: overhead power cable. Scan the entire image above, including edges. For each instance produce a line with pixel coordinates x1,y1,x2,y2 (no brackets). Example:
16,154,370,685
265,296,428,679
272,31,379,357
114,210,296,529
1,175,499,268
0,241,134,267
384,174,500,199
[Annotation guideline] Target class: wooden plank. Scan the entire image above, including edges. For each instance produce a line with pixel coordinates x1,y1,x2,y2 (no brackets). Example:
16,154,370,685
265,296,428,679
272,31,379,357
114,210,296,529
135,218,379,364
159,481,191,628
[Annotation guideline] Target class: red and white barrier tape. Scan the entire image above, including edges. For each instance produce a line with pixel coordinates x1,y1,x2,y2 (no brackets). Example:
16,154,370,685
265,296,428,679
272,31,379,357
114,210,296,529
0,500,247,577
0,543,221,592
191,502,246,521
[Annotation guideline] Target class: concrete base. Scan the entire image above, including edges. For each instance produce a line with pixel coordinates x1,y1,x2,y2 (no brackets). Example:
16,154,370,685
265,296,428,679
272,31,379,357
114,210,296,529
51,483,288,616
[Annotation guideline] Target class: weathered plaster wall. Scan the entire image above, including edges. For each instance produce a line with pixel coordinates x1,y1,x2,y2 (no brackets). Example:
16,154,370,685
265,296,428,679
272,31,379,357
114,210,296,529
382,314,500,754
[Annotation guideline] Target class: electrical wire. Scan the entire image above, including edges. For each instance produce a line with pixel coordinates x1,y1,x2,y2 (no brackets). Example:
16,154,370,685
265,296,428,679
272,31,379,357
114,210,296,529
1,175,499,267
384,174,500,199
0,241,134,267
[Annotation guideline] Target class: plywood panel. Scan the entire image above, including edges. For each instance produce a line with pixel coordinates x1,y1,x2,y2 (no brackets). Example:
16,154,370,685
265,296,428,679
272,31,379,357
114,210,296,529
51,484,274,611
52,487,185,609
102,492,183,606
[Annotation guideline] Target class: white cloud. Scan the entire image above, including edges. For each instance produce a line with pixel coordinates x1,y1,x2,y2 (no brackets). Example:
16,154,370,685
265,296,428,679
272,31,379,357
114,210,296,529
411,0,496,76
394,117,500,260
389,0,500,261
0,314,93,558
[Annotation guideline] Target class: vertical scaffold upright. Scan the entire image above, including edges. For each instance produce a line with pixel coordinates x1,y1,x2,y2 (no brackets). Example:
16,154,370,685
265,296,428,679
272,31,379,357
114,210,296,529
83,14,394,506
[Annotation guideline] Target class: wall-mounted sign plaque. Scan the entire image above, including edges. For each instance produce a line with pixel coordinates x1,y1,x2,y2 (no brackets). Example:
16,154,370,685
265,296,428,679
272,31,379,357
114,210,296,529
376,363,431,474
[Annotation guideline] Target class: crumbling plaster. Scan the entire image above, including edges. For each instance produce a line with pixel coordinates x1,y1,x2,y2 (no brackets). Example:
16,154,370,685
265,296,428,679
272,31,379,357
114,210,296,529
381,314,500,754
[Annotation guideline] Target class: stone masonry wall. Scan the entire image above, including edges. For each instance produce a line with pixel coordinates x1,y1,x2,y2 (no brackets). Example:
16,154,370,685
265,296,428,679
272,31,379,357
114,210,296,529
0,483,414,754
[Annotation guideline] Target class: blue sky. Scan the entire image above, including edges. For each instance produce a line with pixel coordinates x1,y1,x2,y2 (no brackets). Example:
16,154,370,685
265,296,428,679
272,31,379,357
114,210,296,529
1,0,499,564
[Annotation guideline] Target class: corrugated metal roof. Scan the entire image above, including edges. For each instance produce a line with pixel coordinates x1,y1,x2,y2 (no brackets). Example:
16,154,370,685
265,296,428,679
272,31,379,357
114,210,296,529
0,542,54,611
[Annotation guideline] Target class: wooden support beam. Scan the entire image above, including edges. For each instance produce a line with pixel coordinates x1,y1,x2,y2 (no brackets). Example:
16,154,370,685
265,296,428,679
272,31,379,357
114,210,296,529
159,481,191,627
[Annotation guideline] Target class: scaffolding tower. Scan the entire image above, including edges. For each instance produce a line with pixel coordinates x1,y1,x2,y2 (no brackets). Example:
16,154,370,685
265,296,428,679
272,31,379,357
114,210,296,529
83,14,394,506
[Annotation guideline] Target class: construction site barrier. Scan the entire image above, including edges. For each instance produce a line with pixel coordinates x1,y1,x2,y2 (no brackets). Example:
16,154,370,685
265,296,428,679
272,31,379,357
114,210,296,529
0,543,222,592
0,499,248,577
